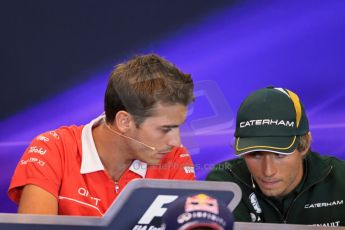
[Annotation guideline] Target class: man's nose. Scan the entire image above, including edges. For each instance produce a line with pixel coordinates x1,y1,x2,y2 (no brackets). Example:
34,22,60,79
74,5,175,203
262,155,277,177
167,128,181,147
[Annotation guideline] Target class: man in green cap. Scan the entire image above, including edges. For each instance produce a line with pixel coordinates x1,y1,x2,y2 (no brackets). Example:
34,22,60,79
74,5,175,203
207,86,345,226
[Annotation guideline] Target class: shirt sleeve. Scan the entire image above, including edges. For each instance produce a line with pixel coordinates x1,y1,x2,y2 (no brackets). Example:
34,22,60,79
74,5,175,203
167,147,195,180
206,163,253,222
206,164,231,181
8,131,63,204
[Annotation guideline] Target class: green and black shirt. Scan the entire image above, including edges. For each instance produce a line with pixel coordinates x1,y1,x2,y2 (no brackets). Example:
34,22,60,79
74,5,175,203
206,152,345,227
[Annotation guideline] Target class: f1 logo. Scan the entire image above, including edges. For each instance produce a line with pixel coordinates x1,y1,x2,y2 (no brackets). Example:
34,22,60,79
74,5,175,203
137,195,178,224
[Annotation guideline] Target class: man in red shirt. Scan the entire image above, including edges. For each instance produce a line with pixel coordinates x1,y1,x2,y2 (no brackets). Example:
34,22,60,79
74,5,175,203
8,54,195,216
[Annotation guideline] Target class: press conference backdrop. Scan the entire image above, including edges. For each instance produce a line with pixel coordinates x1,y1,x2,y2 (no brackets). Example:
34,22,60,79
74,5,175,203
1,0,345,213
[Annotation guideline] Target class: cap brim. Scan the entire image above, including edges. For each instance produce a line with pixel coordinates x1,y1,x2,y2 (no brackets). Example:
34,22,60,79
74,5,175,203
235,136,299,156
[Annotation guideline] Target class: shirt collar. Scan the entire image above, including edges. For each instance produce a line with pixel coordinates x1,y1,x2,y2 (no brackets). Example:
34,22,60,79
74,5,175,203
129,160,147,178
80,114,104,174
80,113,148,178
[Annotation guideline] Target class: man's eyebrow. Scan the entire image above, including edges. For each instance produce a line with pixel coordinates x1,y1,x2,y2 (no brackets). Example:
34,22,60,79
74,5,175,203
161,125,179,129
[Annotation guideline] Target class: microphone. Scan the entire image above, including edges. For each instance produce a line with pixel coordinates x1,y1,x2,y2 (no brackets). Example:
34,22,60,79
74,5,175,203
251,174,256,189
104,121,156,151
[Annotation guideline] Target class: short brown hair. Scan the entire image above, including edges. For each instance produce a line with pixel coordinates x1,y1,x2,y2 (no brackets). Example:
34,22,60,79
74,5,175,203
104,54,194,124
297,133,312,152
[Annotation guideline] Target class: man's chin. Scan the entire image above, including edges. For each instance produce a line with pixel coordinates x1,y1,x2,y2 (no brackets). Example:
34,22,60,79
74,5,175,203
261,189,283,198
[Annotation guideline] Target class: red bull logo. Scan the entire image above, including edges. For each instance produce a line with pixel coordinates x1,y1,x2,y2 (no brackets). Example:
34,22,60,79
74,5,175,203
185,194,219,214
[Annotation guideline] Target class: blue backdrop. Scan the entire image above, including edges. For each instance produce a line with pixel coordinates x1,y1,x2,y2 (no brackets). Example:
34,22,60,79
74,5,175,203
1,0,344,213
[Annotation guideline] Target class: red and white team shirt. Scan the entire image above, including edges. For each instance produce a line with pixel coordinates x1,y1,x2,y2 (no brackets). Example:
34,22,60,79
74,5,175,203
8,115,195,216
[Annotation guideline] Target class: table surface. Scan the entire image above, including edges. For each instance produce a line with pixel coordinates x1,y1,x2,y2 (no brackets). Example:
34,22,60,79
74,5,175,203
234,222,345,230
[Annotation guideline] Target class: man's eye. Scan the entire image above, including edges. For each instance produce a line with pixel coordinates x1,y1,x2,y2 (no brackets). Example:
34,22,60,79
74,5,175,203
274,153,287,159
161,128,172,133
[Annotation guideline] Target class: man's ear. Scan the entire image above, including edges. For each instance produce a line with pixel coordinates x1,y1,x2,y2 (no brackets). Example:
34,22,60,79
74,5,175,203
114,111,131,132
300,132,312,157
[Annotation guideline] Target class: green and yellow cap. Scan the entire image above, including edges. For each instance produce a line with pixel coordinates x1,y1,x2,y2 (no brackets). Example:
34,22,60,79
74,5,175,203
235,87,309,156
